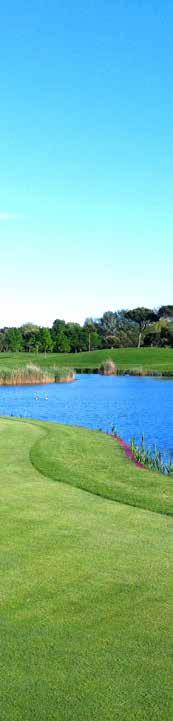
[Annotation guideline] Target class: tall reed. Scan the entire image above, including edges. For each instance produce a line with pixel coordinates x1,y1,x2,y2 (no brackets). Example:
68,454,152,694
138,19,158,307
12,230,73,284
0,364,54,385
99,359,117,376
131,434,173,475
53,367,75,383
0,364,75,385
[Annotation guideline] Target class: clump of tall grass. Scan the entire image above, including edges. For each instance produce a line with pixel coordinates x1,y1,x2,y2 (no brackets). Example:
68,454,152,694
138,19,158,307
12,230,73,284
99,359,117,376
0,364,76,385
53,367,75,383
131,434,173,475
0,364,54,386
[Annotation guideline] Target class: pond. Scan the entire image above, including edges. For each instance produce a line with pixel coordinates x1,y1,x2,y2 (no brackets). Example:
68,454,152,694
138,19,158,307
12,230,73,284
0,374,173,461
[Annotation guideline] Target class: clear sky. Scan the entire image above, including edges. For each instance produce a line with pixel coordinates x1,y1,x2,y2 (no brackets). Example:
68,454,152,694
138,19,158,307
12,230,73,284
0,0,172,327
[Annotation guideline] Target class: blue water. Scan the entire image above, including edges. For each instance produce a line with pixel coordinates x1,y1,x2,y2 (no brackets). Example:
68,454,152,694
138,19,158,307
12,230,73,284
0,374,173,460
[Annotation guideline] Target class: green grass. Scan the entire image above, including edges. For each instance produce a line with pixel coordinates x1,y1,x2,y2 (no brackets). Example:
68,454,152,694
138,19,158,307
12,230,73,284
0,347,173,374
0,418,172,720
31,423,173,515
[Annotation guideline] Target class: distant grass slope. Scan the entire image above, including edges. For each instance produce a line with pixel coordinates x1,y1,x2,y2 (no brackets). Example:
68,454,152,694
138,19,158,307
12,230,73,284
0,418,172,721
0,346,173,373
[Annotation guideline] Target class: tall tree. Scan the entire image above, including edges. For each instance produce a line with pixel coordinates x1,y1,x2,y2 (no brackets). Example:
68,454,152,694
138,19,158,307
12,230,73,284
38,327,53,354
98,311,118,337
84,319,98,351
53,332,71,353
20,324,40,352
125,308,158,348
51,319,66,337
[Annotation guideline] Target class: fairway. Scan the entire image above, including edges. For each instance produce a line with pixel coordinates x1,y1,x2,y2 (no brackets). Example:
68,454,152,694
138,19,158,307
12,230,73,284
0,347,173,374
0,419,172,721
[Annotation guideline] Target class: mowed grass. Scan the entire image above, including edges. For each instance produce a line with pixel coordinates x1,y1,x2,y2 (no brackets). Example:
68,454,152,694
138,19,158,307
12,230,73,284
0,419,172,721
31,423,173,516
0,346,173,373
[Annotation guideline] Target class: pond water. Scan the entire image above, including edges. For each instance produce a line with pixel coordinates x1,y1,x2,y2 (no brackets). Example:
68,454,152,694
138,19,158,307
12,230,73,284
0,374,173,461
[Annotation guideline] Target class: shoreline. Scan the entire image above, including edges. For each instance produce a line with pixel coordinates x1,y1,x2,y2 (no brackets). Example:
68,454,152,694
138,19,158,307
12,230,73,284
115,435,147,470
0,378,75,387
75,367,173,377
0,369,173,385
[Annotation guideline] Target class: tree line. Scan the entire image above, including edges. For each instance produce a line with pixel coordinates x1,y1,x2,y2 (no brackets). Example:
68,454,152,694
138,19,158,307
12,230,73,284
0,306,173,353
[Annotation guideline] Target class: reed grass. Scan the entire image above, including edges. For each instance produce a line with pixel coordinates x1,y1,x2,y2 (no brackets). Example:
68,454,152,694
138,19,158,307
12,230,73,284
54,367,75,383
0,364,75,385
99,358,117,375
131,434,173,475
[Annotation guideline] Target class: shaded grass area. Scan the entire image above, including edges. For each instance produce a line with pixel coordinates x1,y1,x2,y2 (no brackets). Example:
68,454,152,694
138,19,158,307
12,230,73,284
0,347,173,374
0,418,172,721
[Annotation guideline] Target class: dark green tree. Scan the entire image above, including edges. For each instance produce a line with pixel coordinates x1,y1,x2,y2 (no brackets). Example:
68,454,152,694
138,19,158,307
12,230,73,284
5,328,23,352
38,327,53,354
0,329,8,351
158,306,173,320
20,324,40,352
51,319,66,337
51,319,70,352
53,332,71,353
65,323,82,352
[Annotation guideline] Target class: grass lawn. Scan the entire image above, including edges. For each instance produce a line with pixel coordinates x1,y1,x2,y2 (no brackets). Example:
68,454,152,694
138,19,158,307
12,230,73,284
0,418,172,720
0,346,173,374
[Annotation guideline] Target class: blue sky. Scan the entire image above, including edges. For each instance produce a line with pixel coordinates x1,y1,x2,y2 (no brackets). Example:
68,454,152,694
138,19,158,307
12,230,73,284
0,0,172,326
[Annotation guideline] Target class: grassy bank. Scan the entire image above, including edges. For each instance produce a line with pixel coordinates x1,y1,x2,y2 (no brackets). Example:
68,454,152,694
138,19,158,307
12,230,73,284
0,347,173,375
0,418,172,721
31,423,173,515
